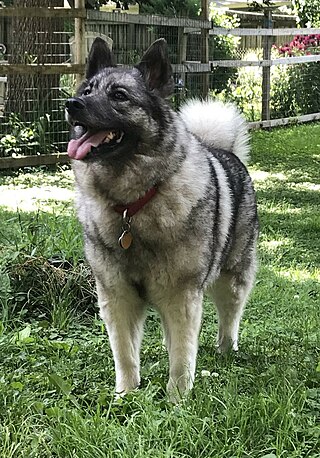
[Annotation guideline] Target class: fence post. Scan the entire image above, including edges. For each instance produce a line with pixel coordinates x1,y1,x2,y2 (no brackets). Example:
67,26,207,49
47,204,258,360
75,0,86,87
200,0,209,99
261,8,273,121
175,27,187,108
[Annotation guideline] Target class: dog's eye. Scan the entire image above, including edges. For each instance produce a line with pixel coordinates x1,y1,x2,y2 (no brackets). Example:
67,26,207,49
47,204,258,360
112,90,128,101
83,87,91,96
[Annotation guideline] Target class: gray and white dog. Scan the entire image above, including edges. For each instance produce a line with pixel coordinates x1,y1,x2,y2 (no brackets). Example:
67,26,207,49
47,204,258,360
65,37,258,401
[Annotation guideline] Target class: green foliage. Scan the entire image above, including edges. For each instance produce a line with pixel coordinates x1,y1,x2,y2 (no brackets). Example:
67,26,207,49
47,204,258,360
87,0,200,16
0,113,56,157
247,0,274,9
211,50,262,121
136,0,200,17
209,6,240,92
271,62,320,118
271,35,320,118
293,0,320,27
212,44,320,121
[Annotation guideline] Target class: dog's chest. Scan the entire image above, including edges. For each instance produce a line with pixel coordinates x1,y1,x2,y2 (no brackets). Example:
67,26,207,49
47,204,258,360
78,186,211,296
85,211,205,292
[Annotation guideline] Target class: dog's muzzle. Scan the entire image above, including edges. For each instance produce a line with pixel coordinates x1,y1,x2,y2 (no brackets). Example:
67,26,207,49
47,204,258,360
65,97,85,116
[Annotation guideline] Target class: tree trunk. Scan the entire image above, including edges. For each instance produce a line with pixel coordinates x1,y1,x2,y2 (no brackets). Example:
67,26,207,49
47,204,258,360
5,0,64,120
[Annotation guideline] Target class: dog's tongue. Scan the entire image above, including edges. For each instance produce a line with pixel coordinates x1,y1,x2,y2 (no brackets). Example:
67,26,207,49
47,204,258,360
67,131,109,160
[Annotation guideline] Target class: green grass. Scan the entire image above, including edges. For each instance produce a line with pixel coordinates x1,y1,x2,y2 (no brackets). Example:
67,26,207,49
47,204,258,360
0,125,319,458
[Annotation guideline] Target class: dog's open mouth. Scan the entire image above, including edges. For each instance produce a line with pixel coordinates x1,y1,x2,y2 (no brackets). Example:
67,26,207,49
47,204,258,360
67,127,124,160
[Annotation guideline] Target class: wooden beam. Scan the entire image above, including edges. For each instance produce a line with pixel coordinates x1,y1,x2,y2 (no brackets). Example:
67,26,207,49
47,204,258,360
200,0,209,99
0,7,86,19
262,9,273,121
271,54,320,65
249,112,320,130
172,63,210,73
0,63,85,75
0,153,69,170
211,26,320,37
210,54,320,67
75,0,86,86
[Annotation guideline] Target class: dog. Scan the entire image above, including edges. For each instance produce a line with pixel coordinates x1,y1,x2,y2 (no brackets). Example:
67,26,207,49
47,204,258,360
65,37,258,401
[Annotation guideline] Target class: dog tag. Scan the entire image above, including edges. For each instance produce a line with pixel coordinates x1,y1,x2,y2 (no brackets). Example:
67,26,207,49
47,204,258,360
119,230,133,249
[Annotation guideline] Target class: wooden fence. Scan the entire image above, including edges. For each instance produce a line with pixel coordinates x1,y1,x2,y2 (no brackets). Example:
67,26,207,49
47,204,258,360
0,4,320,168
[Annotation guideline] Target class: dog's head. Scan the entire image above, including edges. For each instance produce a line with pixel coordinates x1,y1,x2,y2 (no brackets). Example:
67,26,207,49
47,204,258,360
66,38,174,161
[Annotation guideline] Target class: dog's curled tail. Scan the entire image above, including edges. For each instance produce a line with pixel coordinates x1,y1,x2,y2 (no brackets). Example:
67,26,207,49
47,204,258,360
179,99,250,164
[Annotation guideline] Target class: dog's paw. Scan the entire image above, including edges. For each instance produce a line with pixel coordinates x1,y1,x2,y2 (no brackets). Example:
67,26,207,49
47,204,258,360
115,373,140,398
114,386,140,400
216,336,238,354
166,375,193,404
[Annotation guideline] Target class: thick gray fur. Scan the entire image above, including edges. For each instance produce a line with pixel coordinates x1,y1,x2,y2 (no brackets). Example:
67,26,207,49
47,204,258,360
65,37,259,402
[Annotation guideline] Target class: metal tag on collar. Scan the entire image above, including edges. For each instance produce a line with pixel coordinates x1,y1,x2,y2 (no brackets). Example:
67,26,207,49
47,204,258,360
118,209,133,249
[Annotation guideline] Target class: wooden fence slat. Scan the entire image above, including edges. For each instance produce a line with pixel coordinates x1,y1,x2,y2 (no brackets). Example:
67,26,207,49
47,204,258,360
173,63,211,73
261,8,273,121
271,54,320,65
249,112,320,129
212,26,320,36
75,0,86,85
210,54,320,67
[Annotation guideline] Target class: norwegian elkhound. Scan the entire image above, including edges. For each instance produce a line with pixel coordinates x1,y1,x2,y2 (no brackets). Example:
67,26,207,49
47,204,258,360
65,37,258,401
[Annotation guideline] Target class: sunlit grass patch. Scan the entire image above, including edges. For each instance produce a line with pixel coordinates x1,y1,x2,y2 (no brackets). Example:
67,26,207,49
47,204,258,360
0,166,75,212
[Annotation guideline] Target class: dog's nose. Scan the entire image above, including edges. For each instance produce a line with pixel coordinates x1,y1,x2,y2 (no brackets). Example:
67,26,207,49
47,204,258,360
65,97,85,112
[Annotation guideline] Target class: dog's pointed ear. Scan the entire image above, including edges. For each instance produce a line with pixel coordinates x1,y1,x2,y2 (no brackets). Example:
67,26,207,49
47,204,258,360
135,38,174,98
86,37,116,79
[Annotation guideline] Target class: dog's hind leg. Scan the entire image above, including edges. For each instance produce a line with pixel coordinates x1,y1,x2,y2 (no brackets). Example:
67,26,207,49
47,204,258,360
158,289,203,403
209,266,256,353
96,278,146,397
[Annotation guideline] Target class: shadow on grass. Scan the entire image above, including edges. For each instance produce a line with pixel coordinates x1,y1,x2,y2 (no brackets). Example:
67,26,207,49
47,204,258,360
255,184,320,269
257,186,320,209
251,124,320,183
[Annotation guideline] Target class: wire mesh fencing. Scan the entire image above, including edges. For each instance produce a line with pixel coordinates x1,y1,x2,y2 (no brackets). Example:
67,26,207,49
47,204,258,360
0,8,75,159
0,6,320,162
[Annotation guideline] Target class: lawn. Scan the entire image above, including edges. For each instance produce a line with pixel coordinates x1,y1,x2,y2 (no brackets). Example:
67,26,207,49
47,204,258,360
0,123,319,457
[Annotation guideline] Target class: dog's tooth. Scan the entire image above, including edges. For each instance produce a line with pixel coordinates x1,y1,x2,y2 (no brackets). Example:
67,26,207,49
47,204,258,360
101,130,123,144
116,132,124,144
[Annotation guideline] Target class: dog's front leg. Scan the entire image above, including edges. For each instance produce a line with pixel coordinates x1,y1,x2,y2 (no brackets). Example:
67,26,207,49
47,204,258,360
96,279,146,396
159,290,203,403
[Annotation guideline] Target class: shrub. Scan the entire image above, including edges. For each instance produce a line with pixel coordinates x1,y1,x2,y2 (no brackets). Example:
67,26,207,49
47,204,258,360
209,7,240,92
276,34,320,56
211,50,262,122
0,113,57,157
271,34,320,118
210,33,320,121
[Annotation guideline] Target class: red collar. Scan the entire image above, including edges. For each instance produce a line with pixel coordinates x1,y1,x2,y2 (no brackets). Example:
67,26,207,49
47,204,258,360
113,186,157,217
